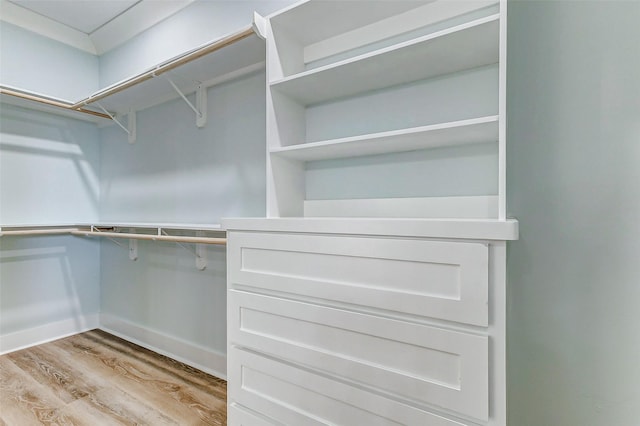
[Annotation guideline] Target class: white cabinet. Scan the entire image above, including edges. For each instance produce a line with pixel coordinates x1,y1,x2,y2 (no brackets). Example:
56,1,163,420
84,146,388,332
225,1,515,424
224,220,516,425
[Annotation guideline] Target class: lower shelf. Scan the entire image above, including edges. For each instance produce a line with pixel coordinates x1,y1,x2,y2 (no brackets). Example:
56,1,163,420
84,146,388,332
269,116,499,162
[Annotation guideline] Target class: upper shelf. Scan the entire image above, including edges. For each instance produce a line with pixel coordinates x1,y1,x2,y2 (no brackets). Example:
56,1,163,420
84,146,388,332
269,0,427,46
270,115,498,161
1,26,265,121
79,27,265,115
270,14,499,106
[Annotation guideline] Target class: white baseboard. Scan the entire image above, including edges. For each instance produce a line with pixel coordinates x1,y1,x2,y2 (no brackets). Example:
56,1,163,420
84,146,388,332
0,313,100,355
99,314,227,380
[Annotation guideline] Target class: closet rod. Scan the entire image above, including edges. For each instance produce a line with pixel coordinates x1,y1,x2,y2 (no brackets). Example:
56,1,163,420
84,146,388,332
0,87,111,120
0,228,80,237
71,230,227,246
73,26,255,110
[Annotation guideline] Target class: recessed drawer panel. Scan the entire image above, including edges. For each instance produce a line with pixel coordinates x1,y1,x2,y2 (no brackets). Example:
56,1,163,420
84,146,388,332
229,347,480,426
229,291,489,421
228,402,276,426
228,232,489,326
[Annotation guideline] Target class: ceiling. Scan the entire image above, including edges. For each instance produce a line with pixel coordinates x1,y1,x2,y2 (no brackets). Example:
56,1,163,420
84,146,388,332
1,0,195,54
10,0,140,34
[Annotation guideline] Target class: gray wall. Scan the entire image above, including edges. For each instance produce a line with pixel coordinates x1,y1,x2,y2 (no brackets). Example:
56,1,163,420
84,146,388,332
0,22,98,100
99,71,267,357
506,1,640,425
0,105,100,224
0,106,101,348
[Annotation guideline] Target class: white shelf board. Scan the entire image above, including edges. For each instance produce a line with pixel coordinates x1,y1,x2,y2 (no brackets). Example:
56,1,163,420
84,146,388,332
95,222,223,231
86,33,265,115
270,14,499,106
269,0,427,46
0,222,223,231
270,116,498,161
222,217,518,241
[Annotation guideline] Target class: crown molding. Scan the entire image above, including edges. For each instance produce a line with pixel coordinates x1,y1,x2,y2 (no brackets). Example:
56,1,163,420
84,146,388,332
0,0,196,56
90,0,196,55
0,0,97,54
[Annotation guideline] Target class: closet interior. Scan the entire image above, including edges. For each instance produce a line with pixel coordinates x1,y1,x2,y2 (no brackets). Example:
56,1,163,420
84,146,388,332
1,1,518,425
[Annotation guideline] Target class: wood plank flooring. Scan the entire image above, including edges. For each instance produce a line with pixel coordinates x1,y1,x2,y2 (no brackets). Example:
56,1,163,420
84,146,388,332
0,330,227,425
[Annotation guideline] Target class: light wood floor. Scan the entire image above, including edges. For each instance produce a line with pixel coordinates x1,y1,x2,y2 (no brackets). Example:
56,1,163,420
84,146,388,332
0,330,227,425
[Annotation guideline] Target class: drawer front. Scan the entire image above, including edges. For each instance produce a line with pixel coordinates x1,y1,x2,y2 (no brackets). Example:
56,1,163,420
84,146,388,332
229,290,489,421
228,232,489,326
228,403,275,426
229,346,479,426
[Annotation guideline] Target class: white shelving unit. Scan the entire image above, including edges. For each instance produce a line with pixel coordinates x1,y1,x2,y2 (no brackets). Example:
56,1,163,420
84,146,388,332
226,1,515,425
265,0,505,220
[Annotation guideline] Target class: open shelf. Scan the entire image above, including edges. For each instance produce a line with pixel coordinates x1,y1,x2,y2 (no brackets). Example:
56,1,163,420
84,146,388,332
269,1,426,47
94,222,224,232
270,14,499,106
1,27,265,123
0,222,224,232
270,115,498,161
81,30,265,115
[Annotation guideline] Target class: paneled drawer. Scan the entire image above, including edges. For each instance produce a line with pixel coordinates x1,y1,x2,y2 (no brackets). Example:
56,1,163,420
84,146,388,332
228,232,489,326
229,290,489,421
229,346,481,426
228,402,274,426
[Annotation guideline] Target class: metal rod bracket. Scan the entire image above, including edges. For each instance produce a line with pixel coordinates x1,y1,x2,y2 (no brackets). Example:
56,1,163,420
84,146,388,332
164,75,207,127
195,231,207,271
129,228,138,261
127,109,136,144
96,102,130,136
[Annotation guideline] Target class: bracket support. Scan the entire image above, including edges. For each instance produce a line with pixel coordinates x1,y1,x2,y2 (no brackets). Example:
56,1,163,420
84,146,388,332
129,228,138,261
127,109,136,144
95,103,137,143
163,75,207,128
162,230,207,270
195,231,207,271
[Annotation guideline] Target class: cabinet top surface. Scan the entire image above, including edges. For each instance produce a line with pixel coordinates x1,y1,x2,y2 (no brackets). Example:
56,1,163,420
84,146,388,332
221,217,518,240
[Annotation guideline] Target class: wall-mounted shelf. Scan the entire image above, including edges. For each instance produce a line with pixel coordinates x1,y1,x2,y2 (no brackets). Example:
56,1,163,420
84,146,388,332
78,27,265,116
0,223,226,270
270,115,498,161
1,24,266,137
0,223,224,239
270,14,499,105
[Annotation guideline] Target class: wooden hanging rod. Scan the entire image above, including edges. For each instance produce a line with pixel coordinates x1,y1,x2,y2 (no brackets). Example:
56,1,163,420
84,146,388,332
73,26,256,110
71,230,227,246
0,87,112,120
0,228,80,237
